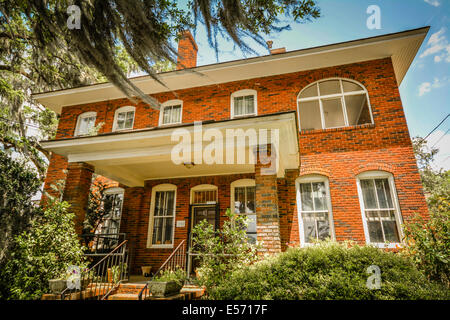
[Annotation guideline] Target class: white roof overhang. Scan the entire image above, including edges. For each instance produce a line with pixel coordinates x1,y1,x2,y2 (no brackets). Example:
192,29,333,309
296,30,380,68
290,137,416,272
41,112,299,186
33,27,429,114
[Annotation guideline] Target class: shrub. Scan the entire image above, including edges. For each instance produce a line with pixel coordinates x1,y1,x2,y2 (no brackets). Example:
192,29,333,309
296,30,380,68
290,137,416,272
402,209,449,287
3,194,87,300
153,268,187,287
212,242,449,300
191,209,259,296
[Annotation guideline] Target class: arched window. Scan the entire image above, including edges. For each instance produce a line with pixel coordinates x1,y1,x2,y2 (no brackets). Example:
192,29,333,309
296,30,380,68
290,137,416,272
190,184,218,205
231,89,257,118
356,171,403,247
113,106,135,131
147,184,177,248
231,179,256,243
296,175,334,246
297,78,373,131
75,111,97,136
159,99,183,126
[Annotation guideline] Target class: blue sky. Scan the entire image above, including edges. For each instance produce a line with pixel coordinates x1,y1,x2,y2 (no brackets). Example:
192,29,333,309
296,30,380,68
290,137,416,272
189,0,450,170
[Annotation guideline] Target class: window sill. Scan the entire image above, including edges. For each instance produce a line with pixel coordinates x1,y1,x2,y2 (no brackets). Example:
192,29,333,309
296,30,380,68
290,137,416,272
368,242,403,249
300,123,374,135
147,244,174,249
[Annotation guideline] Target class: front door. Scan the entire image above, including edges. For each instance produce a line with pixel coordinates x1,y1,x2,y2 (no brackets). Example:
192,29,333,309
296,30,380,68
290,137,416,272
188,206,218,275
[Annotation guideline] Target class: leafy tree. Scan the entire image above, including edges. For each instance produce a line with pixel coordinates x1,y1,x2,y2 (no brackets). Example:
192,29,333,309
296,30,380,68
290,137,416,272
0,151,41,278
191,208,259,296
2,190,87,300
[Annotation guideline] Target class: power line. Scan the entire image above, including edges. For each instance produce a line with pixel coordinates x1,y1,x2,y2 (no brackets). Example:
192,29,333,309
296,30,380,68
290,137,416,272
424,113,450,140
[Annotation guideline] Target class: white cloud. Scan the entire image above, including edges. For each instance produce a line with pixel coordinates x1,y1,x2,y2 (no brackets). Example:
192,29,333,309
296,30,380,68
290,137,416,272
418,77,448,96
424,0,441,7
426,130,450,171
420,27,450,63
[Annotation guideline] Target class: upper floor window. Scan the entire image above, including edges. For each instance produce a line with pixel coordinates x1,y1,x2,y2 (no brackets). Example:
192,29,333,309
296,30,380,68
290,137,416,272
159,100,182,125
231,89,257,118
113,106,135,131
298,79,373,131
356,171,402,247
296,175,334,245
75,112,97,136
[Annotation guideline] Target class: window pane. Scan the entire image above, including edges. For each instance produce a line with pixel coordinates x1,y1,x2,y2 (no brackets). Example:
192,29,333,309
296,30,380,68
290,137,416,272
299,100,322,130
375,179,389,209
312,182,327,211
367,220,384,243
303,218,316,243
342,80,363,92
319,80,341,95
234,187,246,213
244,96,255,114
322,98,345,128
152,218,163,244
246,187,255,213
300,84,318,99
163,218,173,244
317,220,330,240
382,220,400,243
345,94,371,126
124,111,134,128
234,97,244,116
361,180,377,209
300,183,313,211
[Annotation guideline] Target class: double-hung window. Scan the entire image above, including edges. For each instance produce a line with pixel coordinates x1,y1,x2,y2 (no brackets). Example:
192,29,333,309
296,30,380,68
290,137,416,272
357,172,402,246
75,112,97,136
148,185,176,247
231,90,257,118
231,180,256,244
297,176,334,245
113,106,135,131
160,100,183,125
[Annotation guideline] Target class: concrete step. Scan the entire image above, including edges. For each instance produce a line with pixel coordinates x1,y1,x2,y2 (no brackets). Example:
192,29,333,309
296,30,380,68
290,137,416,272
108,293,140,300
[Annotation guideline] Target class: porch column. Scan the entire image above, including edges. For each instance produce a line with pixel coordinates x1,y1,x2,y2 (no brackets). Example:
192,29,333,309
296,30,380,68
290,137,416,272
254,144,282,254
63,162,94,235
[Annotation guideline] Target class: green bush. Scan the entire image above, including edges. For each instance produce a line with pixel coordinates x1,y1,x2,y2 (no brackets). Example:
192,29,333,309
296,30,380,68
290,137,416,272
153,268,187,286
212,242,449,300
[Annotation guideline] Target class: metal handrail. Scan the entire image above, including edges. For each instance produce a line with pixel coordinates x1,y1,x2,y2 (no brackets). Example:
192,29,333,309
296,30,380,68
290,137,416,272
153,239,186,278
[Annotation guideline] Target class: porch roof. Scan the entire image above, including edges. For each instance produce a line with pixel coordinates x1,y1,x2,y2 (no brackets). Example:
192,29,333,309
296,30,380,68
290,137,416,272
41,112,299,187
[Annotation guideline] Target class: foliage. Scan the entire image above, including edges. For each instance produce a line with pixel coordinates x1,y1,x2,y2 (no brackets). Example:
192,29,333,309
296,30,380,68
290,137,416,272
211,241,449,300
83,177,112,235
191,208,259,296
0,151,42,298
2,191,86,300
402,210,449,287
2,1,320,109
110,263,128,284
153,268,187,286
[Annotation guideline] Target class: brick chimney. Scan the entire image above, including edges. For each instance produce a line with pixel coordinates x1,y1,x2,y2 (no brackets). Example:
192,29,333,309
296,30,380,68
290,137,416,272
176,30,198,70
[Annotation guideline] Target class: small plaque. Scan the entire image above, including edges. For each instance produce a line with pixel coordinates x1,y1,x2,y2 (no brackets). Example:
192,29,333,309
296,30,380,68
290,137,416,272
176,220,186,228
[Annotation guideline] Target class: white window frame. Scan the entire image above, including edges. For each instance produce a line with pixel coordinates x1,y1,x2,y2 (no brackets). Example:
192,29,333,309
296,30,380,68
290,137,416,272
112,106,135,132
99,187,125,235
296,175,335,247
230,179,257,242
356,171,403,248
190,184,218,205
159,99,183,126
147,184,177,249
297,78,374,131
74,111,97,136
230,89,258,119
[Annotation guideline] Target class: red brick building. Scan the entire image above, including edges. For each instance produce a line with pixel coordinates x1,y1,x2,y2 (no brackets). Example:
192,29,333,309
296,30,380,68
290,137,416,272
35,27,430,274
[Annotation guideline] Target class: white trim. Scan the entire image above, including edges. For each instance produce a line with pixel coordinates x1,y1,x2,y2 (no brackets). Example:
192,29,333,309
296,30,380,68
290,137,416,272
295,175,335,247
104,187,124,195
74,111,97,136
356,170,403,248
159,99,183,126
112,106,136,132
297,78,374,131
147,183,177,249
230,89,258,119
190,184,218,205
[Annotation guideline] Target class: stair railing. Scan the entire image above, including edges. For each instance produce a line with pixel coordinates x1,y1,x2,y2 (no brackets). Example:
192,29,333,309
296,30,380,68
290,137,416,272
138,239,186,300
61,239,128,300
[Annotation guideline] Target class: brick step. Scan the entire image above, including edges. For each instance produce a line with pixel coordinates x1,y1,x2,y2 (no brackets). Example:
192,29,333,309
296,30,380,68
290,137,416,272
108,293,140,300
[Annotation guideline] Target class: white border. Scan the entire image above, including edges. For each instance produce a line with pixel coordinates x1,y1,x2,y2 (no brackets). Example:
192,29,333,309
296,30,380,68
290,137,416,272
230,89,258,119
190,184,218,205
356,170,403,248
112,106,136,132
295,174,335,247
159,99,183,126
147,183,177,249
